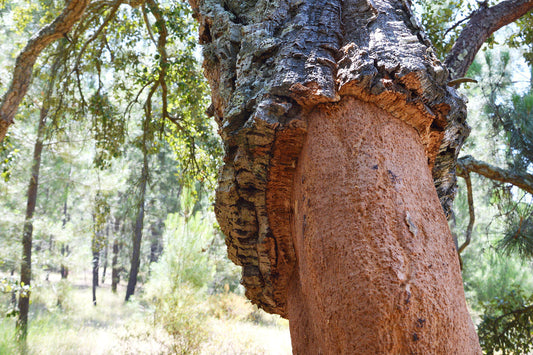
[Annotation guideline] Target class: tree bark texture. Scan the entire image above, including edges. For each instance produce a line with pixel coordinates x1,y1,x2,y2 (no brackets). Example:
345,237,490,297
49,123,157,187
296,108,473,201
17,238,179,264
188,0,480,352
0,0,89,142
288,97,479,353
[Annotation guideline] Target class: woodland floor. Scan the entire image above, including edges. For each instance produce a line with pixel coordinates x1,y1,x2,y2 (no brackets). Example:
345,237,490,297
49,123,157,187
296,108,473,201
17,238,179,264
0,272,291,355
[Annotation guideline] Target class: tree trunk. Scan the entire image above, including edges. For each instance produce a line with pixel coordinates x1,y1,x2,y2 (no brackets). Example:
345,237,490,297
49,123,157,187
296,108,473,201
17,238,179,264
288,97,478,353
91,231,100,306
149,220,162,264
101,223,109,285
10,268,17,310
111,238,120,293
16,96,47,343
189,0,483,352
125,150,148,301
60,244,69,279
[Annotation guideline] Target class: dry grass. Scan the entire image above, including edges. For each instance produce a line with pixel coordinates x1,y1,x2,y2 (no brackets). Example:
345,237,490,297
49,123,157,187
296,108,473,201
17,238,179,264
0,275,291,355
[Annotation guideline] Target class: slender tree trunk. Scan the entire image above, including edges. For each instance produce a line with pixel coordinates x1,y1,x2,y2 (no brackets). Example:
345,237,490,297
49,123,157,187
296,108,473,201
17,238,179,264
111,238,120,293
91,234,100,306
16,98,47,344
10,268,16,309
60,244,69,279
101,223,109,284
125,150,148,301
149,220,162,264
60,168,70,279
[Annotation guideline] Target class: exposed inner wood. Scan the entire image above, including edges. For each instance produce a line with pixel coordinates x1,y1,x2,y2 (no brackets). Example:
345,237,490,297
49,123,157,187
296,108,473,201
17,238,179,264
287,97,480,353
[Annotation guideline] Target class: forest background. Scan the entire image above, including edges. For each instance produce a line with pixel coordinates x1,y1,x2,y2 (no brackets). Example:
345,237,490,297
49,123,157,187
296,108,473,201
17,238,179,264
0,0,532,354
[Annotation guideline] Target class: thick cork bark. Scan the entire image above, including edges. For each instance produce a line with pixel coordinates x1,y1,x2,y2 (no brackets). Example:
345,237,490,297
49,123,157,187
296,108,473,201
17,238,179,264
288,97,480,353
188,0,481,351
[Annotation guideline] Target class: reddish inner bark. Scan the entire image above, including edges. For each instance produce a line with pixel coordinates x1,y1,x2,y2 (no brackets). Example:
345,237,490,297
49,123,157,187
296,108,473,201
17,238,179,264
287,97,480,354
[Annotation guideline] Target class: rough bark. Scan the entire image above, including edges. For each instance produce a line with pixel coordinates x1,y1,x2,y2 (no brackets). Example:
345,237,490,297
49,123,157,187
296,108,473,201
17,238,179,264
444,0,533,79
0,0,90,142
458,154,533,195
189,0,467,316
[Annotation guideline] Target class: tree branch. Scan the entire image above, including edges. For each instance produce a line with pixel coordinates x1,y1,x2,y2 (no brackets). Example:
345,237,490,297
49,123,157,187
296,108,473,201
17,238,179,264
444,0,533,79
0,0,90,142
455,168,475,255
457,155,533,195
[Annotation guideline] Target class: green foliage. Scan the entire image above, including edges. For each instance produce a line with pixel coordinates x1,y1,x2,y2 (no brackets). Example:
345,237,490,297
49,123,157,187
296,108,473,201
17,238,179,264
478,286,533,355
143,189,217,353
508,11,533,67
149,188,215,290
0,134,20,182
497,210,533,259
415,0,477,59
89,92,126,169
92,191,111,253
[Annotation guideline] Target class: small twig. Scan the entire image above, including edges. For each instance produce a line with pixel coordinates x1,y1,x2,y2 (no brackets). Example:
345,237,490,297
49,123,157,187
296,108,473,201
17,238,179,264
457,169,475,255
443,12,474,38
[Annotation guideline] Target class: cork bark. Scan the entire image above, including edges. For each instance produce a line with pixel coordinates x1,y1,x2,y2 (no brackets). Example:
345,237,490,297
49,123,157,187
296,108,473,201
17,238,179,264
189,0,469,314
189,0,481,351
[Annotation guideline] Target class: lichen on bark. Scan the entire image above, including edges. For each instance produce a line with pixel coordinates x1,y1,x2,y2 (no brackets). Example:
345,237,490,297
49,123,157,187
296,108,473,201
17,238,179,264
188,0,470,316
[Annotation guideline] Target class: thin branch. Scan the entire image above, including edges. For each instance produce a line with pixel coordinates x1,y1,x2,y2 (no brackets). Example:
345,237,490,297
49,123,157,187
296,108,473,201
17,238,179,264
458,155,533,196
444,0,533,79
141,4,157,46
443,12,474,38
73,1,123,73
0,0,90,142
456,167,475,255
142,0,185,134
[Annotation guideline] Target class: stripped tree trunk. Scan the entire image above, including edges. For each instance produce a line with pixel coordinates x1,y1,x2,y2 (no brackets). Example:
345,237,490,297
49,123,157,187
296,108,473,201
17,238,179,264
187,0,493,352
